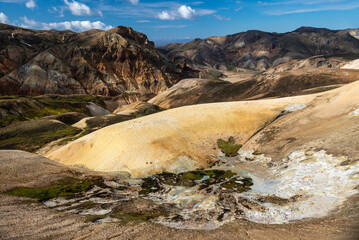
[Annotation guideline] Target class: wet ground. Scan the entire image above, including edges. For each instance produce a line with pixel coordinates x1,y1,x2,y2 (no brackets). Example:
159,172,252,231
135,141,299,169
7,149,359,231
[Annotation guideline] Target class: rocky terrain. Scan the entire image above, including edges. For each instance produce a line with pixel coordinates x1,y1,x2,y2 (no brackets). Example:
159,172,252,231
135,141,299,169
149,67,359,109
1,81,359,239
0,23,196,97
159,27,359,71
1,24,359,240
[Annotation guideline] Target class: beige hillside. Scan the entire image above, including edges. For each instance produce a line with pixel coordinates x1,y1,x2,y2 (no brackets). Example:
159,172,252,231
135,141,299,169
45,94,313,177
243,80,359,160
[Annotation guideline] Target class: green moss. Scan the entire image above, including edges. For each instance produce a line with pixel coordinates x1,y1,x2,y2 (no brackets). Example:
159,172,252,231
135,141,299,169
208,70,223,80
139,177,162,195
58,128,93,145
227,65,237,72
133,105,164,118
85,215,107,223
6,177,97,202
140,169,239,193
85,115,133,130
217,137,242,157
0,125,81,152
0,95,106,128
110,199,169,223
221,177,253,193
253,150,262,155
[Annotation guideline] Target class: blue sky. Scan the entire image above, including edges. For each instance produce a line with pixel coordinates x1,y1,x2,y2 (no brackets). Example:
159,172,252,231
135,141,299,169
0,0,359,43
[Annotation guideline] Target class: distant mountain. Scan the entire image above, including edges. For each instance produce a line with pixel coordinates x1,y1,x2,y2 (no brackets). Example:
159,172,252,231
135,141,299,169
154,38,193,47
0,24,196,96
158,27,359,71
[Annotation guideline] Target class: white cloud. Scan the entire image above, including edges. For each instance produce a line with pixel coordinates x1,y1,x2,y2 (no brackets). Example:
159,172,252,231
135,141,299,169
214,15,231,21
16,15,112,32
128,0,139,5
43,20,113,32
25,0,35,9
157,5,214,20
64,0,92,16
20,16,38,28
0,12,9,24
178,5,196,19
270,2,359,15
158,11,176,20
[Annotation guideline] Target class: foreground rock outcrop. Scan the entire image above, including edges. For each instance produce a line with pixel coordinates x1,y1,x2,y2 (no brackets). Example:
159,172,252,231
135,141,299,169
2,150,359,239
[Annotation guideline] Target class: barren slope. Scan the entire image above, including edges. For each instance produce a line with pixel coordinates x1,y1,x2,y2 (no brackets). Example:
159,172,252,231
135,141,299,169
46,94,314,177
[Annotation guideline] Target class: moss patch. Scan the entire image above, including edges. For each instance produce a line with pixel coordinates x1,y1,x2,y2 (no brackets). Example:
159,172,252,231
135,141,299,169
217,137,242,157
6,177,99,202
0,95,106,128
110,198,170,223
0,119,82,152
85,215,107,223
221,177,253,193
139,169,252,195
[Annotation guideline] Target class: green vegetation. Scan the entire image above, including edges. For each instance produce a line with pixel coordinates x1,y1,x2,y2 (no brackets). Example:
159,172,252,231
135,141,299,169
85,215,107,223
85,114,133,130
110,199,169,223
227,65,237,72
133,105,164,118
253,150,262,155
6,177,97,202
139,176,162,195
208,70,223,80
217,136,242,157
0,95,106,128
0,119,82,152
139,169,252,195
221,177,253,193
58,128,93,145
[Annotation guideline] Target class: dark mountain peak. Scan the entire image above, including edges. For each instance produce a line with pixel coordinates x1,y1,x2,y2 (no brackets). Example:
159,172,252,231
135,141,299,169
0,23,196,97
293,26,333,34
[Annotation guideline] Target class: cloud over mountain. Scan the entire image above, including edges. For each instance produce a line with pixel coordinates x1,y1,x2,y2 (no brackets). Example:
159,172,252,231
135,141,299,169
157,5,214,20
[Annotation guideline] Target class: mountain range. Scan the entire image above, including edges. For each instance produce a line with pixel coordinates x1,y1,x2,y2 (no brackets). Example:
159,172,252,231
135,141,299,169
0,23,195,97
1,24,359,98
159,27,359,71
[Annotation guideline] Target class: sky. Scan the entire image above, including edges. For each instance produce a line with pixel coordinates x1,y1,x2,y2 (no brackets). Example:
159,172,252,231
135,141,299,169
0,0,359,44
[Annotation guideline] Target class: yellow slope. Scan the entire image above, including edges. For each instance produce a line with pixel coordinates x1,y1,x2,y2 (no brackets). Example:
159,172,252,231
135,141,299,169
46,94,314,177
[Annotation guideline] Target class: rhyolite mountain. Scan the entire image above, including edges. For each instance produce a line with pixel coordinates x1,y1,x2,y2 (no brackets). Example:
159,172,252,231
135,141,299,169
0,23,195,96
158,27,359,71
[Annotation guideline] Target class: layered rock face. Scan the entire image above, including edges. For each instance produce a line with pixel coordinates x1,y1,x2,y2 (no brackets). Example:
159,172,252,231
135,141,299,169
158,27,359,70
0,24,193,96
